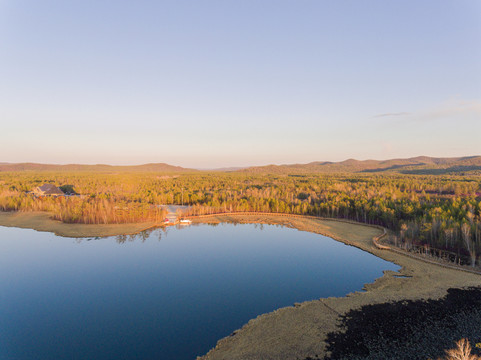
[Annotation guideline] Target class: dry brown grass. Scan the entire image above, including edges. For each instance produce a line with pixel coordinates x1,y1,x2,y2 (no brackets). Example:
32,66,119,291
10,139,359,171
0,211,161,237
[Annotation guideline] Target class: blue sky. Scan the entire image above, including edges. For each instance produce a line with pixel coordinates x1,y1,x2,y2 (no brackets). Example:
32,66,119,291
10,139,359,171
1,0,480,168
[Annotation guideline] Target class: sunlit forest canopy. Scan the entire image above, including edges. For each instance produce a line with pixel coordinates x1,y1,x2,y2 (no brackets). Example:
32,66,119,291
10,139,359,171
0,169,480,267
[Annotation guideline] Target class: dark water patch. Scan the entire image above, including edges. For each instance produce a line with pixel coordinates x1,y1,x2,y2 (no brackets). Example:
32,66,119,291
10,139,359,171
318,287,481,360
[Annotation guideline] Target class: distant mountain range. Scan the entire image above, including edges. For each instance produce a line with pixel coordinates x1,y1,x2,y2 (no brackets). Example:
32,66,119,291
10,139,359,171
240,156,481,175
0,162,193,173
1,156,480,174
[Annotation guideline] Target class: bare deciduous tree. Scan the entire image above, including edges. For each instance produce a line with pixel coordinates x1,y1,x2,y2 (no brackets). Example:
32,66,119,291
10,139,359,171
462,223,476,267
440,338,481,360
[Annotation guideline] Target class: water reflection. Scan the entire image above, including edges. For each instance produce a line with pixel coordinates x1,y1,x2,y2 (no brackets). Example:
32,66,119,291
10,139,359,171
112,228,166,244
106,222,278,245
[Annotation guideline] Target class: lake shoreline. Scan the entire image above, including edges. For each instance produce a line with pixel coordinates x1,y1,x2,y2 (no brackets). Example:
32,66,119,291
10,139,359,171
192,214,481,360
1,211,480,359
0,211,160,238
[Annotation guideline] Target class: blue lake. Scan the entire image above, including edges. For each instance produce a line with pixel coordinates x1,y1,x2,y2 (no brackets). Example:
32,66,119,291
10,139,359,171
0,223,399,360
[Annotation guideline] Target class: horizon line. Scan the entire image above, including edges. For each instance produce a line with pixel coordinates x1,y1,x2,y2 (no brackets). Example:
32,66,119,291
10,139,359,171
1,154,480,170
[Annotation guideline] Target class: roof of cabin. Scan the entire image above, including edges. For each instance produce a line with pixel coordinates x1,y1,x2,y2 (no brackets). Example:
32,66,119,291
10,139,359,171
36,184,65,195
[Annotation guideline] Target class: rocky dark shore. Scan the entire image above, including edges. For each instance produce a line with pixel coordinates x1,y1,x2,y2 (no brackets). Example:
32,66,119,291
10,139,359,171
316,287,481,360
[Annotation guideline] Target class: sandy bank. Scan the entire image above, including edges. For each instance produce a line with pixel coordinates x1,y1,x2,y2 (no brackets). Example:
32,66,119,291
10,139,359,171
190,214,481,360
0,211,159,238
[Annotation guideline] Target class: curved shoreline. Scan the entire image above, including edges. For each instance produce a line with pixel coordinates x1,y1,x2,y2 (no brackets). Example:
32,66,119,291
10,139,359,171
192,214,481,360
1,211,480,359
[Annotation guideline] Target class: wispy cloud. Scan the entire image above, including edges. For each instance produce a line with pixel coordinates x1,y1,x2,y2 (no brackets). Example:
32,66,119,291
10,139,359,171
373,112,410,118
373,98,481,123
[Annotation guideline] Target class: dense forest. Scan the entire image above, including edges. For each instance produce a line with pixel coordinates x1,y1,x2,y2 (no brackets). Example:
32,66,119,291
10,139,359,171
0,170,480,266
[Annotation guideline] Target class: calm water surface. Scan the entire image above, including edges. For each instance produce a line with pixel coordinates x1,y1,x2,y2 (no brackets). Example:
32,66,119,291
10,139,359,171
0,223,399,360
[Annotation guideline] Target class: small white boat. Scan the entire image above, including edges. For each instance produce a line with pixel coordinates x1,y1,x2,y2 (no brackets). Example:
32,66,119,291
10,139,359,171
179,219,192,225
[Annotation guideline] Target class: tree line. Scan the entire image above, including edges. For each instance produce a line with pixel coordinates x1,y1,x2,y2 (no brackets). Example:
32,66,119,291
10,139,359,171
0,171,480,266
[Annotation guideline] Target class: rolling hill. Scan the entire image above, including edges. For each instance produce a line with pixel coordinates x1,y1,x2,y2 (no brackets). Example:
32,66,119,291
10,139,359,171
0,162,194,173
1,156,480,174
239,156,481,175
